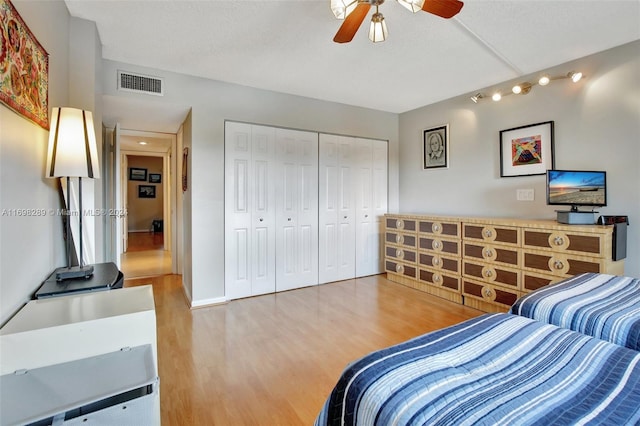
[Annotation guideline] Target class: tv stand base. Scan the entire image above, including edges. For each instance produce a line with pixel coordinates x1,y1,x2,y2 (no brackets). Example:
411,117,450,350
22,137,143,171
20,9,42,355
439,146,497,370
556,210,596,225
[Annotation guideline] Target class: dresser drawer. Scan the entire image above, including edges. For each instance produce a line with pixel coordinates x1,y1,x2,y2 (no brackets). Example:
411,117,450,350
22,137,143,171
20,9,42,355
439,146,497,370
521,271,567,292
463,260,520,289
522,228,607,257
522,250,603,277
463,242,519,267
418,269,460,292
463,223,519,247
463,278,519,308
418,236,460,256
385,217,416,232
385,246,417,264
418,252,460,274
385,231,417,249
385,260,417,279
418,219,460,238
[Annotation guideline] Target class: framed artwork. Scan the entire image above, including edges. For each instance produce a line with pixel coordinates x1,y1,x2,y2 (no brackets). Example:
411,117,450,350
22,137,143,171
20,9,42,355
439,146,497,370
423,124,449,169
0,0,49,129
148,173,161,183
500,121,554,177
129,167,147,181
138,185,156,198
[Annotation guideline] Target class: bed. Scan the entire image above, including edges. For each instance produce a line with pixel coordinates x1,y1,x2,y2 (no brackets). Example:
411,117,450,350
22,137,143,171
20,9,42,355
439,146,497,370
315,313,640,426
510,273,640,351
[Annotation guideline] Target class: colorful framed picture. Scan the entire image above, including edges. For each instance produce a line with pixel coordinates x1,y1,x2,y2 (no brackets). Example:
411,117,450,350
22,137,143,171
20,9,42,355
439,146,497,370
423,124,449,169
148,173,161,183
138,185,156,198
0,0,49,129
500,121,554,177
129,167,147,181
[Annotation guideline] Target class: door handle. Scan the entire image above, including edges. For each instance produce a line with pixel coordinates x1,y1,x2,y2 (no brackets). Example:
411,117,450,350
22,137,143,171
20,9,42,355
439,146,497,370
259,218,264,222
287,218,292,221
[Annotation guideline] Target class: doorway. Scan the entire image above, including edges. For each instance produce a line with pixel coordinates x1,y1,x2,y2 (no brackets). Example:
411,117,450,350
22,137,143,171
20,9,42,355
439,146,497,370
116,130,177,278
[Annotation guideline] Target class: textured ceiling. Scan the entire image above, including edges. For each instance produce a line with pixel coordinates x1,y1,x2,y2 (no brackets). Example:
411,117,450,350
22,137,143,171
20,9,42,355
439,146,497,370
65,0,640,120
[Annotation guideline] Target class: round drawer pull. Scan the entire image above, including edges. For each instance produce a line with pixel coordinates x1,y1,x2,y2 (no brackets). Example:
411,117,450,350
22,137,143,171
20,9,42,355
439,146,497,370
432,223,441,233
432,241,441,250
432,257,440,266
484,229,493,238
396,264,405,274
484,249,494,259
396,234,404,244
483,288,494,299
433,274,441,283
396,249,404,259
553,260,564,270
396,219,404,229
484,269,494,277
553,236,565,246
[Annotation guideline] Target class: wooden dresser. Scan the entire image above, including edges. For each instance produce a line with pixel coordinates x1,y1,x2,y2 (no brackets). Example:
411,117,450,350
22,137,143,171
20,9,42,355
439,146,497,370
385,214,625,313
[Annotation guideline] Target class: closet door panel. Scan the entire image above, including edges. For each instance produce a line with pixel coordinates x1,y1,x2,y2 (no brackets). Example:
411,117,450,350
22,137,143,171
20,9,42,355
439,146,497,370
275,129,318,291
355,138,375,276
319,134,340,284
371,139,388,274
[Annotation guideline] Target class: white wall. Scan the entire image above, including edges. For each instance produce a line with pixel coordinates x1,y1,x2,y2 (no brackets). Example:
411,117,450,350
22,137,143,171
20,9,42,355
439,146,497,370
101,60,400,305
399,41,640,278
0,1,103,325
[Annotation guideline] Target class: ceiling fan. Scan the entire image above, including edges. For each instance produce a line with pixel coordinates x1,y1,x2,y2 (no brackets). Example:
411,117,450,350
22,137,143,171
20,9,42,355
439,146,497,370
331,0,464,43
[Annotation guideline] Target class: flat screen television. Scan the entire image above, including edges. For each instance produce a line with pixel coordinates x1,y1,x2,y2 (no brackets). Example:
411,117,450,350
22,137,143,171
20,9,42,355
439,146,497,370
546,169,607,211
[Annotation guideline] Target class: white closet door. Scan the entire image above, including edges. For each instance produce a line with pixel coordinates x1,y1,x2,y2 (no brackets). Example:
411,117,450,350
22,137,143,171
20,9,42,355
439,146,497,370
355,138,375,277
371,139,388,275
275,128,318,291
319,134,356,284
224,122,276,300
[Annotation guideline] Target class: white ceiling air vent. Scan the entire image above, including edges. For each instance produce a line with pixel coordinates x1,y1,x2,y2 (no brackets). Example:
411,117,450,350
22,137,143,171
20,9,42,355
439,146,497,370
117,70,164,96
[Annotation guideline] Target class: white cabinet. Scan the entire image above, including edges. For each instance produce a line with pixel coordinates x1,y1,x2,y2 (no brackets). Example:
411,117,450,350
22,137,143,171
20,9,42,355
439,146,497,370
225,122,319,299
319,134,388,284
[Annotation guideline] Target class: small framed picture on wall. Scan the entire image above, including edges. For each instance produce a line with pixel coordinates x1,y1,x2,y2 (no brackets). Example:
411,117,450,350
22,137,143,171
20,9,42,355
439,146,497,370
149,173,161,183
423,124,449,169
129,167,147,181
138,185,156,198
499,121,554,177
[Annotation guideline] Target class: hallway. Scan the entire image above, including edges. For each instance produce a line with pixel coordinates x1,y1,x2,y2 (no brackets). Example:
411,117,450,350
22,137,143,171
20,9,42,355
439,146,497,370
120,232,171,278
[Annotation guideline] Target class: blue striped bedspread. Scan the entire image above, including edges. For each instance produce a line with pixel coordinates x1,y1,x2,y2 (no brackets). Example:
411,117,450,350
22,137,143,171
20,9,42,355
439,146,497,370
510,273,640,350
314,313,640,426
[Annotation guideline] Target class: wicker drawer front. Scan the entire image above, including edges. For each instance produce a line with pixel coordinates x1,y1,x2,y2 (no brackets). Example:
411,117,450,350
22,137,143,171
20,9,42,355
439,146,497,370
522,250,603,277
463,260,520,289
463,242,519,267
418,269,461,292
418,236,459,256
385,260,417,279
385,246,417,264
522,271,567,292
418,219,460,238
385,231,417,249
522,228,606,257
385,217,416,232
463,223,519,247
418,252,460,274
463,278,519,308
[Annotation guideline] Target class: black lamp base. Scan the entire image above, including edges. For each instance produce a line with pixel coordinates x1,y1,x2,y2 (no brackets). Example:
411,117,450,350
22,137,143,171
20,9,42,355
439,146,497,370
55,265,94,281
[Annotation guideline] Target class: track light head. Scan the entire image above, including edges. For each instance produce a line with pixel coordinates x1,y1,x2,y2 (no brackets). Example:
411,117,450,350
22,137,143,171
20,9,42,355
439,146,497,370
568,71,583,83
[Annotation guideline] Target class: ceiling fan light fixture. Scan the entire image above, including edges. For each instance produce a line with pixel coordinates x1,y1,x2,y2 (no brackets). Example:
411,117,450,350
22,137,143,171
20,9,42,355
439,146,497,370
369,12,388,43
331,0,359,19
397,0,426,13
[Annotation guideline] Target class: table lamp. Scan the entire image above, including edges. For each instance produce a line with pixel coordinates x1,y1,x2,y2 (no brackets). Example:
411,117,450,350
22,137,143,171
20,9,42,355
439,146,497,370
46,107,100,280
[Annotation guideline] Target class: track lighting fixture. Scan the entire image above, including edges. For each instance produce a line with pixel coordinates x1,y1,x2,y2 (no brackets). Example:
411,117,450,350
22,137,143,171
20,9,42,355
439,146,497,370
471,70,585,103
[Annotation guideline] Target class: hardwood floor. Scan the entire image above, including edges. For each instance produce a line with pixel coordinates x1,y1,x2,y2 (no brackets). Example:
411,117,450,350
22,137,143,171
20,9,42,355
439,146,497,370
121,232,171,279
125,274,483,425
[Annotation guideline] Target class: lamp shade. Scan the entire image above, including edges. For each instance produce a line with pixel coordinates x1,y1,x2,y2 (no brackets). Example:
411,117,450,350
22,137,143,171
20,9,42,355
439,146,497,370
46,107,100,178
368,13,388,43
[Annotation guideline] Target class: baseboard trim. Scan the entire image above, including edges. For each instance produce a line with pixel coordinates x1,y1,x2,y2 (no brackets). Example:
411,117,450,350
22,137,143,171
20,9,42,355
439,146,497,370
191,296,227,309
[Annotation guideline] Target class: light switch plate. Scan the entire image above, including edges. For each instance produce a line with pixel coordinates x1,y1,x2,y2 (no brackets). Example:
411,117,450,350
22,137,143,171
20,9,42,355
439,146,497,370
517,189,535,201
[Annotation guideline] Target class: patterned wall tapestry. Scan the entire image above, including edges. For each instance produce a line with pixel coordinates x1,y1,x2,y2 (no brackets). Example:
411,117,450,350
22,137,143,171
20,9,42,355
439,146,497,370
0,0,49,129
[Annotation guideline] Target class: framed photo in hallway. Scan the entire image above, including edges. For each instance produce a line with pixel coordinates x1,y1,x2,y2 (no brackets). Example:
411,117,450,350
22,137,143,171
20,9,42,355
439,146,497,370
138,185,156,198
148,173,161,183
129,167,147,181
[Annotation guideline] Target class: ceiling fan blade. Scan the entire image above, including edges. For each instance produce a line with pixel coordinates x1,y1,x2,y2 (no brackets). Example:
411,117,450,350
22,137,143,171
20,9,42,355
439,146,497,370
333,3,371,43
422,0,463,18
